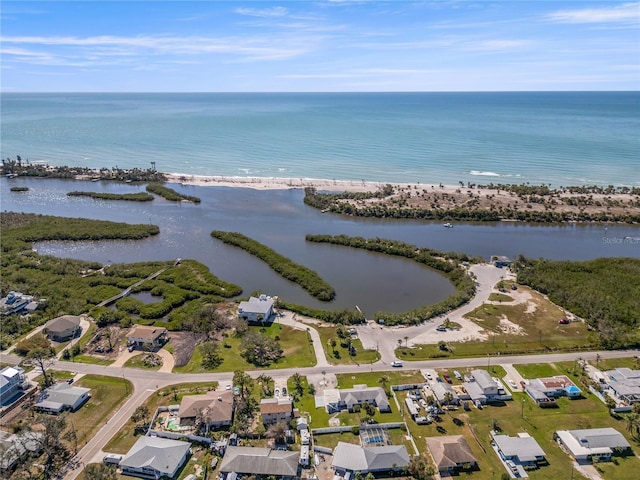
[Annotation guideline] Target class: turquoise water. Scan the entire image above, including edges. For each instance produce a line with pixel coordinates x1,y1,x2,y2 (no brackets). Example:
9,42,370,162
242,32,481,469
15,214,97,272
2,92,638,187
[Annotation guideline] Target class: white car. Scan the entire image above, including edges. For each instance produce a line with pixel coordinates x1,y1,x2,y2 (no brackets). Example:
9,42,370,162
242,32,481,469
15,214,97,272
426,373,433,380
391,361,403,367
275,388,280,397
508,380,517,389
225,384,231,390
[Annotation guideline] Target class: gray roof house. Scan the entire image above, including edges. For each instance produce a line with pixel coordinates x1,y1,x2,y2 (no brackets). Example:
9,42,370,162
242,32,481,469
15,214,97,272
120,436,191,479
331,442,409,474
237,295,274,324
555,428,631,462
426,435,477,474
606,368,640,405
326,385,390,413
492,433,546,465
44,315,81,341
219,446,300,479
34,383,90,413
178,390,234,429
0,431,43,471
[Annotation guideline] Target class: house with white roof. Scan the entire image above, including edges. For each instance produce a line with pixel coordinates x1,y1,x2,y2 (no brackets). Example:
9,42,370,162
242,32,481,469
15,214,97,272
462,370,511,404
492,432,546,466
605,368,640,405
0,366,26,406
332,442,409,474
120,436,191,479
555,428,631,462
34,383,90,413
237,294,274,324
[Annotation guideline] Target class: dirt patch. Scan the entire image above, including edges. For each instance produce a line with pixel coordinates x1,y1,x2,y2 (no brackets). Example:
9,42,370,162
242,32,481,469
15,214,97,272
85,325,129,358
498,316,526,335
169,331,206,367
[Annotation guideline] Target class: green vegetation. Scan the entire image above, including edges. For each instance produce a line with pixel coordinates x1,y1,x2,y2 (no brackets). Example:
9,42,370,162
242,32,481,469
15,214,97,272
488,292,513,302
306,234,476,325
315,324,380,365
67,191,154,201
124,353,163,370
1,158,167,182
10,186,29,192
211,231,336,301
174,323,316,373
0,213,240,346
104,382,219,454
515,257,640,349
304,184,640,223
146,183,201,203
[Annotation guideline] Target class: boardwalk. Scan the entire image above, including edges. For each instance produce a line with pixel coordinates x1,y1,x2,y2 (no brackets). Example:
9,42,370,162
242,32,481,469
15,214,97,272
95,265,170,307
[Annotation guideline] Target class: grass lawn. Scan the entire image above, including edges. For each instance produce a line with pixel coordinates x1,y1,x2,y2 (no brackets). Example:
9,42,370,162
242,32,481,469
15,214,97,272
103,382,219,454
590,357,640,372
124,352,163,370
336,370,425,390
400,384,640,480
313,426,414,453
488,293,514,302
68,375,132,449
315,325,381,365
173,324,316,373
71,354,113,365
515,363,564,379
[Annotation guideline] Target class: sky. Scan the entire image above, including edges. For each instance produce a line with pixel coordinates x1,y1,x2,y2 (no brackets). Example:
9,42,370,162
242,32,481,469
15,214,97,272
1,1,639,92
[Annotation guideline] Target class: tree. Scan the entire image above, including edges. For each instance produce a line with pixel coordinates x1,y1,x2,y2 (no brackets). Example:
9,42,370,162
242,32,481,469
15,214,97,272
257,373,273,395
38,413,71,478
28,347,56,388
443,391,454,405
131,405,150,425
378,374,390,394
200,341,223,369
407,454,436,480
233,370,254,402
438,341,448,352
605,395,616,413
240,331,283,367
404,335,409,347
83,463,118,480
266,422,288,445
291,373,304,396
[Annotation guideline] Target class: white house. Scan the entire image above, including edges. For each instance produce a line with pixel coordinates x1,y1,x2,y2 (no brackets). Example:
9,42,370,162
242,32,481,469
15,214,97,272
34,383,90,413
237,295,274,323
325,385,390,413
0,366,26,406
555,428,631,462
492,432,546,466
120,436,191,479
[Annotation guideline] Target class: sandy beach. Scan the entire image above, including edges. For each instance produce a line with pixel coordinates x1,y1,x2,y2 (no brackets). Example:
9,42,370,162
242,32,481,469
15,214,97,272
165,172,443,194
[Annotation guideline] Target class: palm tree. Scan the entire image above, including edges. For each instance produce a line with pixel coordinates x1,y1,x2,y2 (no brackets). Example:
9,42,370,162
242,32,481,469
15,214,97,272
378,374,390,394
257,374,273,395
443,391,454,406
404,335,409,347
292,372,304,396
266,422,288,445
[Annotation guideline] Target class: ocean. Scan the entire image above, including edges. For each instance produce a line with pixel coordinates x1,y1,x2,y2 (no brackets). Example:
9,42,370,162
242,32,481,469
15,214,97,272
2,92,638,187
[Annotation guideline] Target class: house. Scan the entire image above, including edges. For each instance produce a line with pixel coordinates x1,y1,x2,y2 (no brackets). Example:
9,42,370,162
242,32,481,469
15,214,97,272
260,398,294,425
44,315,81,341
0,431,43,471
325,385,390,413
127,325,168,350
492,432,546,466
237,295,274,324
300,445,310,467
34,382,90,413
426,435,477,474
461,370,509,404
332,442,410,474
555,428,631,462
219,446,300,479
429,382,459,405
490,255,511,268
527,376,582,400
120,436,191,479
178,390,234,430
605,368,640,405
0,366,26,406
0,292,38,316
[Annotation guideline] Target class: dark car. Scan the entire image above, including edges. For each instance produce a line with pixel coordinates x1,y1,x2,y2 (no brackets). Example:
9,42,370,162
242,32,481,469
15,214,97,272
443,373,452,383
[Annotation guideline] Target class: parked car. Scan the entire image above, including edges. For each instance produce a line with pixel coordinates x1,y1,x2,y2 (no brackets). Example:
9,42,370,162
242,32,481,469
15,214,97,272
391,361,403,367
225,384,232,390
511,284,517,290
443,373,452,383
275,388,280,397
436,326,447,332
282,387,287,396
508,380,517,389
453,370,462,380
559,318,570,324
426,372,433,380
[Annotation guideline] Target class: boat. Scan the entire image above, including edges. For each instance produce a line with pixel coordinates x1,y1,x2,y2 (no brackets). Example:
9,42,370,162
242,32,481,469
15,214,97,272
443,223,453,228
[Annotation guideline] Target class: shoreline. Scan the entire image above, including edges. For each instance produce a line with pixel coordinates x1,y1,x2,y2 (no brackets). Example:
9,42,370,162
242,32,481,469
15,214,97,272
165,173,457,194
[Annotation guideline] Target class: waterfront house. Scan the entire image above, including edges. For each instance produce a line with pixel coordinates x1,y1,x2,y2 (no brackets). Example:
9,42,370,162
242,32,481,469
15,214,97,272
44,315,81,341
0,292,38,316
332,442,409,475
127,325,168,350
490,255,512,268
237,294,274,324
120,436,191,479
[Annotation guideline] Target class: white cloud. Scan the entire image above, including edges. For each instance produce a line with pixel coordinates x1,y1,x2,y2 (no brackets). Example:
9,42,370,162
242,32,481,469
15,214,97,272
547,2,640,24
235,6,289,18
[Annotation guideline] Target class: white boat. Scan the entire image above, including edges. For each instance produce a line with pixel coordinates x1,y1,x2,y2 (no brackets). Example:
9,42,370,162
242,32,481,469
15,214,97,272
443,222,453,228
